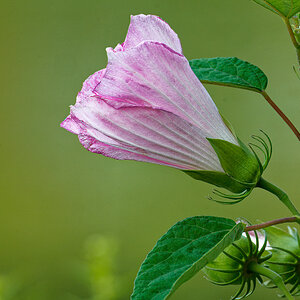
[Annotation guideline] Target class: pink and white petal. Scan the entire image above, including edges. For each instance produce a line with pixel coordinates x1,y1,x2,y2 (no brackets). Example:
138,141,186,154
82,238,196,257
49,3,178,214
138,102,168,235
95,41,237,144
70,98,224,171
78,134,191,169
78,69,106,100
123,14,182,54
68,68,106,108
61,69,107,133
113,43,124,52
61,115,81,134
61,115,171,165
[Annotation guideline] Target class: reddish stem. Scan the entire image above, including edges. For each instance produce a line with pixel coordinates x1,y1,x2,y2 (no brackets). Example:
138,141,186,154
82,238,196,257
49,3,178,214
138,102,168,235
244,216,300,232
261,91,300,141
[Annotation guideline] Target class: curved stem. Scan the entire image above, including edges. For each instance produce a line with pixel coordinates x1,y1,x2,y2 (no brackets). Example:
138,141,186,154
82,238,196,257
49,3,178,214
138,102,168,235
257,178,299,216
248,262,294,299
245,216,300,232
261,91,300,141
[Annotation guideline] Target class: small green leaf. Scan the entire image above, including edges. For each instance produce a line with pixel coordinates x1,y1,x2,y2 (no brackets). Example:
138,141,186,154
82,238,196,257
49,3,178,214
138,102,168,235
183,170,246,193
131,216,244,300
207,139,261,185
189,57,268,92
252,0,300,18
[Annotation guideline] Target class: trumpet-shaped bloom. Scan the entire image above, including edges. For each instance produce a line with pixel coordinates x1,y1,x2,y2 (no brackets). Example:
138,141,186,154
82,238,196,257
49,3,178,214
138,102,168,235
61,14,238,171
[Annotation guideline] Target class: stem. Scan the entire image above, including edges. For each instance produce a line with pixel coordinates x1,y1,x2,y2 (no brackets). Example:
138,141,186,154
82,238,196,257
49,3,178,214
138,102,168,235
257,178,299,216
284,17,300,68
261,91,300,141
245,216,300,232
248,262,294,299
284,17,300,50
284,17,300,67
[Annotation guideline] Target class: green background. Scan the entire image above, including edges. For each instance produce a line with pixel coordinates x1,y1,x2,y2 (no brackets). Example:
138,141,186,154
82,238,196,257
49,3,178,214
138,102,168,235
1,0,299,299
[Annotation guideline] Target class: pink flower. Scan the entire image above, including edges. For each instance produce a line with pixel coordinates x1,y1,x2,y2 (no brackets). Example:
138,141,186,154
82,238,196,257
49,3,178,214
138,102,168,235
61,14,237,171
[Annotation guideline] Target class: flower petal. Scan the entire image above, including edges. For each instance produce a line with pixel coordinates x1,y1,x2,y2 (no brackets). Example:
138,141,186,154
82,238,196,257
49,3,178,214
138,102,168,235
95,41,237,144
68,97,224,171
77,134,192,169
77,69,106,102
61,69,106,134
123,14,182,53
61,115,81,134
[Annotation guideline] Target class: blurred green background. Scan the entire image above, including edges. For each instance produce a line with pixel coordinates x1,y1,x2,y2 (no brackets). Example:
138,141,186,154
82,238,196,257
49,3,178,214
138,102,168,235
0,0,299,299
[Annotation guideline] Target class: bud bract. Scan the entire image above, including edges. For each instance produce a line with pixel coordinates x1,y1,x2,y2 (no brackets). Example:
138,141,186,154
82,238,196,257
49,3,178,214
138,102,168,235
265,226,300,296
203,231,271,299
186,130,272,204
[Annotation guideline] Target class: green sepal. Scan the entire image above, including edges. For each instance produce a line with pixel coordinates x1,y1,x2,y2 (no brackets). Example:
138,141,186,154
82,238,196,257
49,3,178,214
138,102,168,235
266,226,300,251
252,0,300,18
207,139,261,185
265,226,300,287
237,137,255,157
183,170,246,193
131,216,244,300
288,226,300,245
203,236,251,285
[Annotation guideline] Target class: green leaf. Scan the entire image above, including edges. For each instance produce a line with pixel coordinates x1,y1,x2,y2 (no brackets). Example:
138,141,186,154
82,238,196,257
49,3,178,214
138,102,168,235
189,57,268,92
252,0,300,18
207,139,261,185
131,216,244,300
183,170,246,193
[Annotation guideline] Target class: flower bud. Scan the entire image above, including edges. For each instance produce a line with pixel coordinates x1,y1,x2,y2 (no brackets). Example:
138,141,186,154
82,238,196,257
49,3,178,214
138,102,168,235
186,131,272,204
265,226,300,296
203,231,271,299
